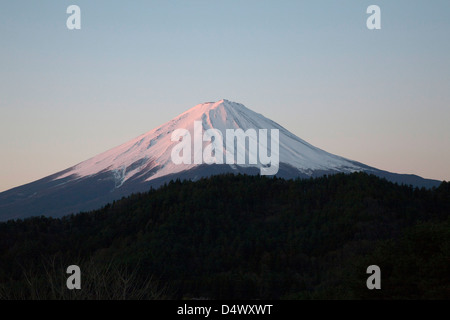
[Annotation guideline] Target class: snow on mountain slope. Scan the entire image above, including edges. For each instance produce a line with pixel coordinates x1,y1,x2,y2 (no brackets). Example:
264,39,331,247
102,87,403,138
55,99,363,187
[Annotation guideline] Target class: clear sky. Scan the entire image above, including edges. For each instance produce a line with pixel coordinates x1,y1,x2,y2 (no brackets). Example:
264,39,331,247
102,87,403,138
1,0,449,192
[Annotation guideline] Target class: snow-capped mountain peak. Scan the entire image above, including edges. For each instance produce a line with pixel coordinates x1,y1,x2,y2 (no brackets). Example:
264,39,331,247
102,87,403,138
0,99,441,220
55,99,363,188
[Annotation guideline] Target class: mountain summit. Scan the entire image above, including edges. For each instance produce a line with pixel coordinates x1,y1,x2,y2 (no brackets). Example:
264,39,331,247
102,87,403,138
0,99,441,220
55,99,363,185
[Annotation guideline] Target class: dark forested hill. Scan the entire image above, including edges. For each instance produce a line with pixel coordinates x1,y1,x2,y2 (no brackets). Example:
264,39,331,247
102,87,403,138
0,173,449,299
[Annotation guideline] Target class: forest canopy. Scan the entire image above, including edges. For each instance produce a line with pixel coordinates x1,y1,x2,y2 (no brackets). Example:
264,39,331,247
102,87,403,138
0,173,449,299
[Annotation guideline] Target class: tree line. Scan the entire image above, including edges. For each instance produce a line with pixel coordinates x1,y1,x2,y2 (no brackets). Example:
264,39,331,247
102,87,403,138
0,173,449,299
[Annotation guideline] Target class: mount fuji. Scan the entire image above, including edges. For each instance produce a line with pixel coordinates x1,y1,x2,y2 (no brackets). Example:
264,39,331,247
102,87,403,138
0,99,441,221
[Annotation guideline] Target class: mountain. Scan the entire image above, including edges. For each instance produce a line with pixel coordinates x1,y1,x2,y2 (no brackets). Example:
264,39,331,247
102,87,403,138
0,99,441,221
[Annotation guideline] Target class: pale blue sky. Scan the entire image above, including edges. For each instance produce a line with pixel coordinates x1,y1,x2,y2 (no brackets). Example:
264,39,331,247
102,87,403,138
1,0,449,191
